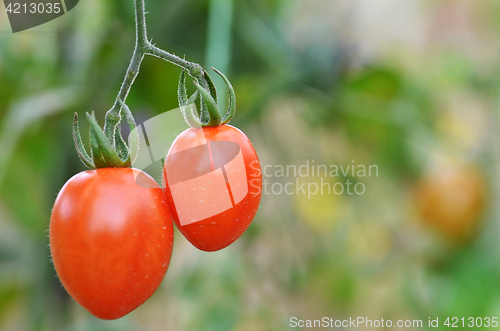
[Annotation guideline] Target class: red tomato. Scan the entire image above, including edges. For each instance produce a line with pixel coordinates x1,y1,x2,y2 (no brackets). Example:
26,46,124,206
162,124,262,251
49,168,174,320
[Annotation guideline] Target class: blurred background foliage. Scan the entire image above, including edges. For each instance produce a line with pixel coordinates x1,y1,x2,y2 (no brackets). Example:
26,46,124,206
1,0,500,330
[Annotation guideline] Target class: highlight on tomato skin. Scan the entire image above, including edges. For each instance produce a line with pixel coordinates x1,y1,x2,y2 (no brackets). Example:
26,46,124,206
49,168,174,320
414,165,486,244
162,124,262,252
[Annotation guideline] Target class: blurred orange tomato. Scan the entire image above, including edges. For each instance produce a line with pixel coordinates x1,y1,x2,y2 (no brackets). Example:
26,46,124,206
414,166,486,243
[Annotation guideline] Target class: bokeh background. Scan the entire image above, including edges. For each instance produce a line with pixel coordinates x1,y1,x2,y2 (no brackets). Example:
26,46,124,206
1,0,500,330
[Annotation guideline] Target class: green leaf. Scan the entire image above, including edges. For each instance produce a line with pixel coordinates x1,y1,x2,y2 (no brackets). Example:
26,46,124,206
178,69,189,107
183,103,202,128
193,81,221,127
72,113,94,169
188,90,199,105
178,71,202,127
118,100,139,166
204,70,218,102
177,69,188,107
212,68,236,124
114,128,130,162
86,112,124,168
88,113,107,169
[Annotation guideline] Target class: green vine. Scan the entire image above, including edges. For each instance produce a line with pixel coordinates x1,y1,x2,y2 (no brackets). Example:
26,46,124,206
73,0,236,169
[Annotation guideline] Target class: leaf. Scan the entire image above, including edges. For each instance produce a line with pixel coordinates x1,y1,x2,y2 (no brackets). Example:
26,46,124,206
118,99,139,166
193,81,221,127
72,113,94,169
204,70,218,102
86,112,124,168
178,69,189,107
212,68,236,124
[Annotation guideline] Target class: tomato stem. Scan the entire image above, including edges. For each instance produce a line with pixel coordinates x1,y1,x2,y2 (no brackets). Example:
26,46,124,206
103,0,214,142
74,0,238,169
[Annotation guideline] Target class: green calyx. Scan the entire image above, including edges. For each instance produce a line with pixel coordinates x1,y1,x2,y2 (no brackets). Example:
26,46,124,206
177,67,236,128
73,100,139,169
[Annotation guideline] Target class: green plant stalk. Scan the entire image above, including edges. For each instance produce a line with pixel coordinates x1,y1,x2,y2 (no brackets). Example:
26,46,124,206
103,0,210,143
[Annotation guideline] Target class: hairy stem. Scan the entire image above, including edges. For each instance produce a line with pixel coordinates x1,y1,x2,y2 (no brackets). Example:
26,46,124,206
104,0,210,141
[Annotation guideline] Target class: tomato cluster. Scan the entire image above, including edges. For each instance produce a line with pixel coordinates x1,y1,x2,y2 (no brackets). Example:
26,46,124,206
49,8,262,317
50,121,261,319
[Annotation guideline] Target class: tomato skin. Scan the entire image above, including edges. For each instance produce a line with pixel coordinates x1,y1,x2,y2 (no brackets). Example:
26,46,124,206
49,168,174,320
414,166,485,243
162,125,262,252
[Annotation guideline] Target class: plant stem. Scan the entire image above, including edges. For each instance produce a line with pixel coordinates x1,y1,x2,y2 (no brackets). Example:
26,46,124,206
104,0,210,141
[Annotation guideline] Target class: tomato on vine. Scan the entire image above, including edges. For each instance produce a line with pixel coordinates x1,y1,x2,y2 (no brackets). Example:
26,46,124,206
50,104,174,320
162,69,262,252
50,168,173,320
50,0,259,319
